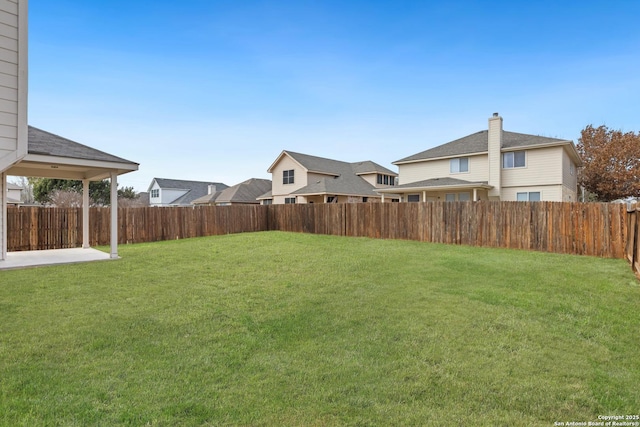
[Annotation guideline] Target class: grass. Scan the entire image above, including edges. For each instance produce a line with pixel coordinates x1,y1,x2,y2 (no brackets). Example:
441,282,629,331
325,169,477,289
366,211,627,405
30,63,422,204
1,231,639,426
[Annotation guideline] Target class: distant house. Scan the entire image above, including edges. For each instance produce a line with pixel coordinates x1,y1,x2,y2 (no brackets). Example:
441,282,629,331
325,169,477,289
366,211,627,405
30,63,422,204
148,178,229,207
377,113,583,202
265,150,398,204
192,178,272,206
6,182,22,206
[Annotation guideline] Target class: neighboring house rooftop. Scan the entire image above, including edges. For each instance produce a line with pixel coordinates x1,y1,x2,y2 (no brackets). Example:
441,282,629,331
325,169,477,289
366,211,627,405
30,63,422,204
391,177,491,191
291,173,381,197
395,130,579,164
192,178,272,205
273,150,397,177
149,178,229,205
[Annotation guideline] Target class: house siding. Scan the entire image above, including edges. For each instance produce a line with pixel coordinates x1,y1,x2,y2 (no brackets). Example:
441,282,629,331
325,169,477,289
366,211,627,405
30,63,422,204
398,154,488,185
271,155,308,203
501,185,563,202
0,0,26,172
149,182,188,206
502,146,563,188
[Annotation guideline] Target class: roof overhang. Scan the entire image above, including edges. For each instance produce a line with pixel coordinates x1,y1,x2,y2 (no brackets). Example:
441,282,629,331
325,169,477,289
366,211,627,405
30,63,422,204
6,154,139,180
291,189,380,198
393,151,488,166
377,182,493,194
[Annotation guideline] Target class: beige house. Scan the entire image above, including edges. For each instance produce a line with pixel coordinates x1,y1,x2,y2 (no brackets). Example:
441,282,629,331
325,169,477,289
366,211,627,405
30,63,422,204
378,113,583,202
264,150,398,204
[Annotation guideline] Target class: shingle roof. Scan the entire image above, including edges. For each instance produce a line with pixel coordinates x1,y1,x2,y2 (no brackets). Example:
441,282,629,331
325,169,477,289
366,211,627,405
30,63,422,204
28,126,138,165
395,130,569,164
285,151,397,177
392,177,490,189
151,178,229,205
291,174,381,197
192,178,272,205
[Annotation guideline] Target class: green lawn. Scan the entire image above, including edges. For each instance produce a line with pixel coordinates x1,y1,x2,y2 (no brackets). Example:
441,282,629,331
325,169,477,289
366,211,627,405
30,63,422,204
1,232,639,426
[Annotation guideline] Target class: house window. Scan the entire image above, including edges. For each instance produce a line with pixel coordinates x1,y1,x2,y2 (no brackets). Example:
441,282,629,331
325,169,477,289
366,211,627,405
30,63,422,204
284,197,296,204
445,193,456,202
377,174,396,185
407,194,420,202
327,196,337,203
362,197,368,203
262,199,273,205
516,192,541,201
458,192,471,201
151,189,159,198
283,169,294,184
503,151,526,168
450,158,469,173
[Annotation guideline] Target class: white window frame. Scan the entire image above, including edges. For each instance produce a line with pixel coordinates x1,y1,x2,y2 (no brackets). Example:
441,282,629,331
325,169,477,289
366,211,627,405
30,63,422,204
284,197,296,204
450,157,469,174
503,151,526,169
407,194,420,203
516,191,541,201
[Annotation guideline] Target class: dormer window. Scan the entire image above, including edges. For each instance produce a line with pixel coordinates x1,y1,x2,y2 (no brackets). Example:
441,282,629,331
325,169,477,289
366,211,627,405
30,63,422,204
450,158,469,173
283,169,294,184
376,174,396,185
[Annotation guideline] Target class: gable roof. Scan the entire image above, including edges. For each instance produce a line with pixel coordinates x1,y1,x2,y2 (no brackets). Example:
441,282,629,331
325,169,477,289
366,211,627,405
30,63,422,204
192,178,272,205
395,130,574,164
149,178,229,205
28,126,137,165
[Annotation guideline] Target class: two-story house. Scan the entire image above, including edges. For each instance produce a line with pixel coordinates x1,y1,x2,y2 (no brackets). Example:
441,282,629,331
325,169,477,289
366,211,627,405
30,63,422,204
262,150,398,204
377,113,582,202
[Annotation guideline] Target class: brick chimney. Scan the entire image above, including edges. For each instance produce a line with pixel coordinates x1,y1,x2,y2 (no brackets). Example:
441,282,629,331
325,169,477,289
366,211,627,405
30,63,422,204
488,113,502,199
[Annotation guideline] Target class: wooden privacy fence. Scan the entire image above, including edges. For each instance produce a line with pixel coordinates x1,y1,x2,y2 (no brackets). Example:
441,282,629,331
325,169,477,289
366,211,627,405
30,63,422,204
6,201,628,259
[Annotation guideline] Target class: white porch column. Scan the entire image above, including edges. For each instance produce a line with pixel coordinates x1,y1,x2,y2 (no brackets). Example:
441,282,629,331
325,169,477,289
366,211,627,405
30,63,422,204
82,179,90,248
381,193,385,203
110,172,118,259
1,171,6,261
473,188,478,201
422,191,426,202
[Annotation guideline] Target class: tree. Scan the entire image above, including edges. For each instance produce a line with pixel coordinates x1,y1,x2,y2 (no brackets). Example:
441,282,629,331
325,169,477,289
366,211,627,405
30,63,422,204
29,178,138,206
49,190,83,208
577,125,640,202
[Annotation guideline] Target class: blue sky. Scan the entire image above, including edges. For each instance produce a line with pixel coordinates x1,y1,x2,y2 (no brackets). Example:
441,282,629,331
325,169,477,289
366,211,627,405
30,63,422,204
27,0,640,191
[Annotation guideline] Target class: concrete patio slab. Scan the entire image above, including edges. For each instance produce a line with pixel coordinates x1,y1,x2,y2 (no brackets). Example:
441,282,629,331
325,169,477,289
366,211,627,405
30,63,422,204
0,248,114,270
